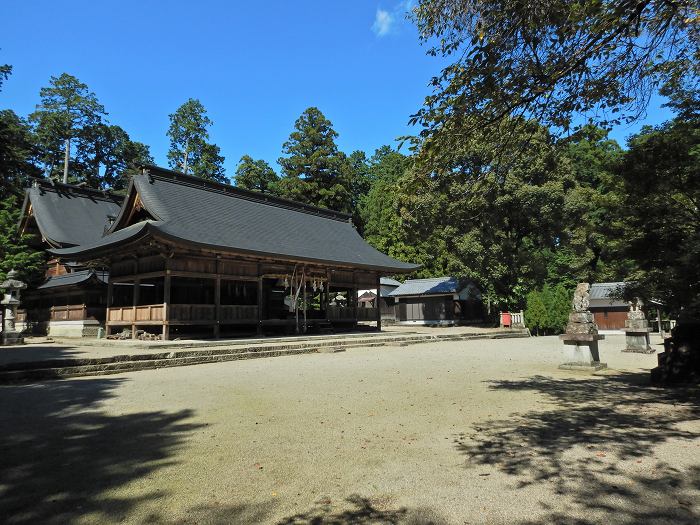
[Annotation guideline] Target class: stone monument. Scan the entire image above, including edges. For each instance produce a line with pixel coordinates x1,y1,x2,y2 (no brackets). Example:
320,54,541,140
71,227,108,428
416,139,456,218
1,269,27,345
622,298,654,353
559,283,607,371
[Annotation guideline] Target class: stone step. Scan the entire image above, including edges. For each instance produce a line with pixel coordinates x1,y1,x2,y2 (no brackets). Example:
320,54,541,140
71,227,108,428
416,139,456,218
0,329,529,382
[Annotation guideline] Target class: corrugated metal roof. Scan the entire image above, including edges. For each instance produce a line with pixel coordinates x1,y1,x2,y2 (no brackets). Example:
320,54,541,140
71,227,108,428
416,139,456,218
380,277,401,287
388,277,460,297
37,270,108,290
590,282,628,307
52,169,419,273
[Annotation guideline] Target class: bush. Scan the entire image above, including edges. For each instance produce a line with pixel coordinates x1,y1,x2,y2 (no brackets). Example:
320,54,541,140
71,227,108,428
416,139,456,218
525,285,572,335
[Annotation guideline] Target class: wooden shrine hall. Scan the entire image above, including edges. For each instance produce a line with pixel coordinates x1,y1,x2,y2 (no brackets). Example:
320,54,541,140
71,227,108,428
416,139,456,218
50,166,418,339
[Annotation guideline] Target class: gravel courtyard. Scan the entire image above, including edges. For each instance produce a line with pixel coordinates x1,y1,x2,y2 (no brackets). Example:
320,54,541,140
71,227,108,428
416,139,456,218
1,334,698,525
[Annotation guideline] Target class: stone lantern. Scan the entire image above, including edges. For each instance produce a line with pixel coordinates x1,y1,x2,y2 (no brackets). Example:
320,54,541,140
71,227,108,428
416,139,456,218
1,269,27,345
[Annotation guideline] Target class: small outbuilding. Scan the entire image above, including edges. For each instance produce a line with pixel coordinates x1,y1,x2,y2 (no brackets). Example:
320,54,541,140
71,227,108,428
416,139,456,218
388,277,483,325
589,282,628,330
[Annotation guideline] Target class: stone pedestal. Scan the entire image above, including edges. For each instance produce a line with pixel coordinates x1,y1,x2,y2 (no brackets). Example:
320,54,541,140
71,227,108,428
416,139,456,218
621,307,654,354
559,283,607,371
559,333,607,371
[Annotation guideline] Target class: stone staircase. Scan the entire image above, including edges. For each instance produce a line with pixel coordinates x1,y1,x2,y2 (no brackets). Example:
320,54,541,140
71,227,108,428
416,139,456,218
0,329,529,382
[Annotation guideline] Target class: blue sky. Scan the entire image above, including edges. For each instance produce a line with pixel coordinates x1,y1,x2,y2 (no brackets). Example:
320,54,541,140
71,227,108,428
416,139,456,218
2,1,673,177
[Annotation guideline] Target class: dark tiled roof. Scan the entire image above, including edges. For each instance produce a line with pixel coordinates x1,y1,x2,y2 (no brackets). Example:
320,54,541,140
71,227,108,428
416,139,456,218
53,168,418,273
389,277,461,297
37,269,108,290
21,180,123,247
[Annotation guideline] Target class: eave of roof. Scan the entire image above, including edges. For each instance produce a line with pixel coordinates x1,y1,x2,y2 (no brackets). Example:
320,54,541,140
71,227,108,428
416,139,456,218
36,269,108,290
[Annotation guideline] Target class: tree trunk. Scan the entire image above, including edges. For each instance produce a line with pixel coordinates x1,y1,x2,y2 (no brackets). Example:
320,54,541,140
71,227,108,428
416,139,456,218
63,137,70,184
182,138,189,175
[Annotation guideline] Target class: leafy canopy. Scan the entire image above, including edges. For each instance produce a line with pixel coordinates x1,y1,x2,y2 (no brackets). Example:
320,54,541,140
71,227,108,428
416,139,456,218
412,0,699,151
234,155,278,193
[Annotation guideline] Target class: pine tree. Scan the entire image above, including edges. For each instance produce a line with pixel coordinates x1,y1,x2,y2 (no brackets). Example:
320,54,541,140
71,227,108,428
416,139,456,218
277,107,350,212
29,73,106,184
167,99,226,183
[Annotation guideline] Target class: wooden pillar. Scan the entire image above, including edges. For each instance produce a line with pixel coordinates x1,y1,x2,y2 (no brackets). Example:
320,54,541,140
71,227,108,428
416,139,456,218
132,278,140,339
106,279,114,336
214,276,221,339
257,270,263,336
376,274,382,332
325,268,332,321
163,272,171,340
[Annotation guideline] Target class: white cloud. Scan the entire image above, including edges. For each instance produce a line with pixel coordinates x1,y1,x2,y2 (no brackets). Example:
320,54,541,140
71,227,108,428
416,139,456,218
371,1,416,37
372,8,395,37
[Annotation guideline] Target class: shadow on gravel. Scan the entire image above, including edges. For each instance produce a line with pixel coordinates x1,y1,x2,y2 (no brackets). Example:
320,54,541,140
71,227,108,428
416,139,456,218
0,344,84,366
276,495,446,525
454,373,700,525
0,378,203,524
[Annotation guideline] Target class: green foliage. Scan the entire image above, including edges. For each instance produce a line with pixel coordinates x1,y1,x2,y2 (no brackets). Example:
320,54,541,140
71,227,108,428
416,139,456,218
525,285,571,335
0,110,42,198
556,125,633,285
524,289,548,336
29,73,107,183
403,118,576,309
618,116,700,317
412,0,698,152
234,155,278,193
0,63,11,92
167,99,226,183
277,107,351,213
0,195,45,284
360,146,417,263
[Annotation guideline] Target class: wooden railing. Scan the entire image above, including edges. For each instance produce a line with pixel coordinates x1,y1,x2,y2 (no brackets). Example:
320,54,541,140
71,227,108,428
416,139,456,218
357,307,378,321
328,306,357,320
107,304,258,324
220,305,258,322
170,304,216,321
51,305,103,322
108,304,165,323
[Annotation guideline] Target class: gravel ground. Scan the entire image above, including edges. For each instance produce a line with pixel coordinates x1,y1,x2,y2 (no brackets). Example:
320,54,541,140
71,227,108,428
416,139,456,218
0,334,697,525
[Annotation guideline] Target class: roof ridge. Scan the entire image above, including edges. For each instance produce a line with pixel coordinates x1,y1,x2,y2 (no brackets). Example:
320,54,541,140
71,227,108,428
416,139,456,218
141,165,353,223
29,178,124,202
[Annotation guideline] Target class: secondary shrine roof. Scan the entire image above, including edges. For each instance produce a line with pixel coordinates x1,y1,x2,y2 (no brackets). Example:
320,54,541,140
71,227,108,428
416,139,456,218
20,180,123,248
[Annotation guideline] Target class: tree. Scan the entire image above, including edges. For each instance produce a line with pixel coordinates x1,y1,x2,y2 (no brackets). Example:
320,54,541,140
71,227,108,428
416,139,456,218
361,146,416,262
277,107,351,212
618,116,700,318
0,63,11,92
234,155,278,193
411,0,699,156
0,110,42,199
553,125,632,286
0,195,45,284
399,118,574,310
29,73,106,183
70,123,153,191
166,98,226,183
525,289,547,336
